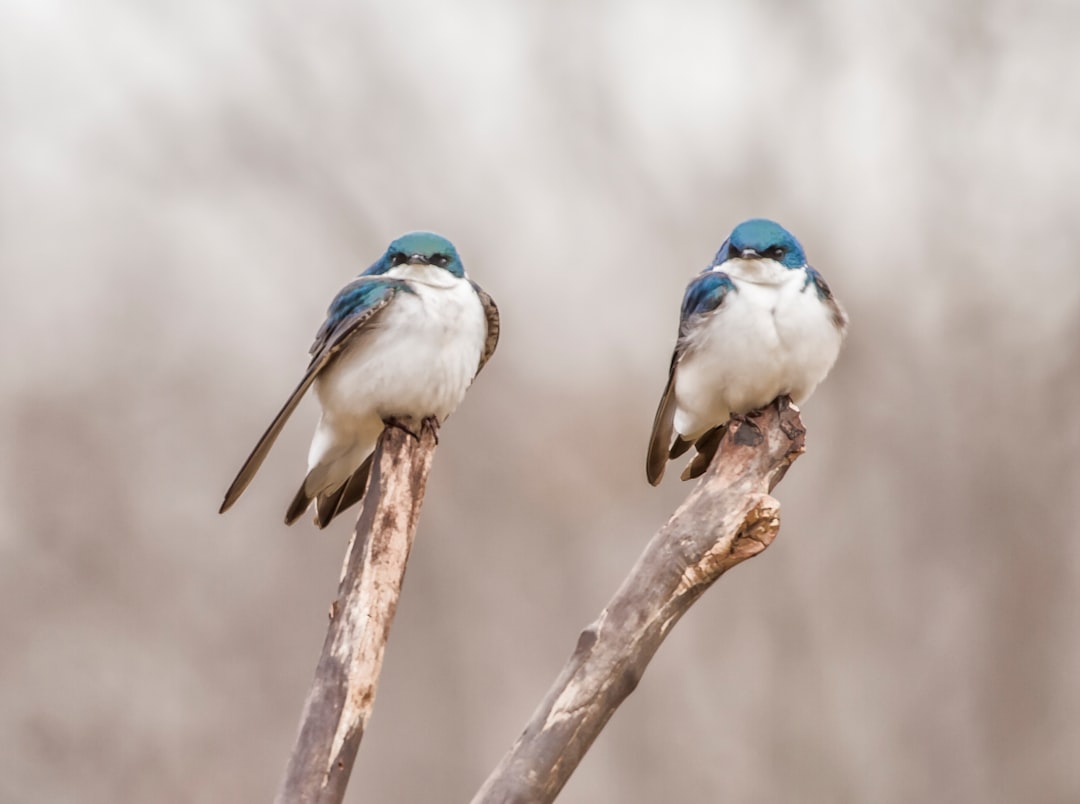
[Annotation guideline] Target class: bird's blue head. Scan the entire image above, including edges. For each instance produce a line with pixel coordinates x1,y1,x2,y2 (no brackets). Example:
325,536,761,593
712,219,807,270
366,231,465,278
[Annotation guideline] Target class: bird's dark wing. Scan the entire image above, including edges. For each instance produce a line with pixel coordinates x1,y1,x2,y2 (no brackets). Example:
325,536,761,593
219,278,405,514
471,281,500,375
646,349,680,486
804,266,848,333
645,271,737,486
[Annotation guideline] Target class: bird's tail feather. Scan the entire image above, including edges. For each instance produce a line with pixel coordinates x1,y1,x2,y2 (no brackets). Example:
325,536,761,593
679,424,726,481
314,456,373,529
284,482,313,526
285,454,375,528
669,435,693,459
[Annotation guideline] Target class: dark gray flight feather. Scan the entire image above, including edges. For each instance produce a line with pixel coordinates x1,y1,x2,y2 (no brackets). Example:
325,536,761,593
218,286,399,515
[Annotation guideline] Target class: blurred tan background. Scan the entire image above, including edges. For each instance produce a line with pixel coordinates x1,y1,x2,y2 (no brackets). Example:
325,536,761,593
3,1,1079,802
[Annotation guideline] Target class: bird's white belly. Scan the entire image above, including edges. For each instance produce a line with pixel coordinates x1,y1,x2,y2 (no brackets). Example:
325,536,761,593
305,277,485,482
316,279,486,425
673,273,842,439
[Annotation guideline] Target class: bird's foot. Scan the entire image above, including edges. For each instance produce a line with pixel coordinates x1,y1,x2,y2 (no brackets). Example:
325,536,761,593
421,415,440,444
728,410,764,446
383,415,441,444
743,394,793,421
383,416,421,440
773,395,804,439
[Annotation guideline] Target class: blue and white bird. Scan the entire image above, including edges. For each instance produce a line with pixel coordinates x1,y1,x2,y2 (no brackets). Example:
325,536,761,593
220,231,500,528
646,218,847,485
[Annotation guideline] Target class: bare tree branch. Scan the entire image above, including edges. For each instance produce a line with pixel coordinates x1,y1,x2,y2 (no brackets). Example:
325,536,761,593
471,397,806,804
275,420,439,804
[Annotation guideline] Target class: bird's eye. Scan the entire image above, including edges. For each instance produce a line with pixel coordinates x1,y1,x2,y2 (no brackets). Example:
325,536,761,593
769,246,786,259
432,253,449,267
390,251,406,266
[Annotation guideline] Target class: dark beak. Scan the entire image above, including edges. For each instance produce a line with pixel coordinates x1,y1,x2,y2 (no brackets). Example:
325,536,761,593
406,253,429,265
727,242,759,261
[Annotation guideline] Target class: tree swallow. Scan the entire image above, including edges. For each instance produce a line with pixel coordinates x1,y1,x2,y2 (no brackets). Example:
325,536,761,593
646,218,847,485
220,231,500,528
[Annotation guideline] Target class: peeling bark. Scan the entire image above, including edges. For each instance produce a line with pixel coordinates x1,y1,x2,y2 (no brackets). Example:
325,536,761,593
275,420,438,804
471,398,805,804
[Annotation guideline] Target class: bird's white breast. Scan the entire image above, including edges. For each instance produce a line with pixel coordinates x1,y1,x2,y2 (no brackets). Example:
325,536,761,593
672,262,843,440
315,271,487,428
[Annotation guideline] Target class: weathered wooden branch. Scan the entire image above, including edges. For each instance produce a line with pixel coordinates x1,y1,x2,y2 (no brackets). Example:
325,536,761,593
471,397,806,804
275,420,439,804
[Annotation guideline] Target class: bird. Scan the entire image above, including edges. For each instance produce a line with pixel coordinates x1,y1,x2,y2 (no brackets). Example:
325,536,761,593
646,218,847,485
220,231,500,528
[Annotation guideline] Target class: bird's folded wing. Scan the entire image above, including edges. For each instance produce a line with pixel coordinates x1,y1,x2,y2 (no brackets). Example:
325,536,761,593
646,353,679,486
472,282,501,375
219,279,403,513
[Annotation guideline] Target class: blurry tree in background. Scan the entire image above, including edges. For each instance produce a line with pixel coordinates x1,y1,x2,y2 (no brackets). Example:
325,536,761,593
1,1,1078,803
